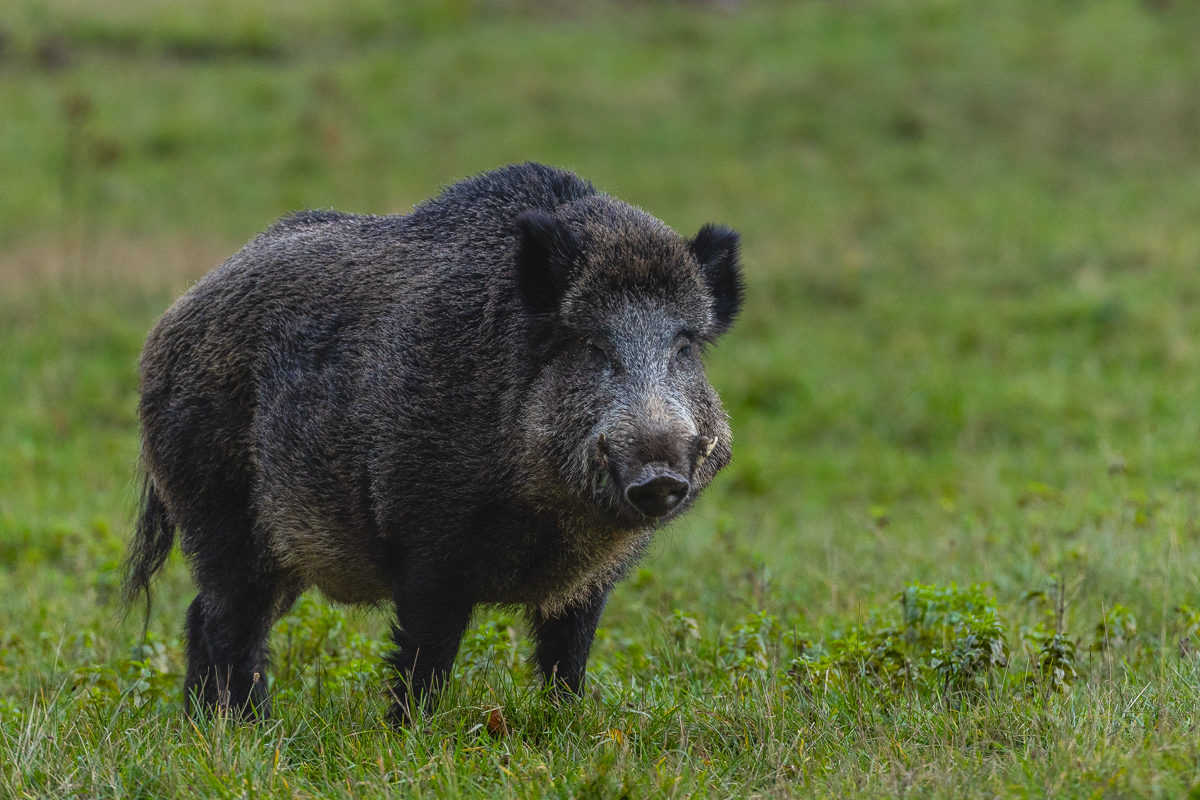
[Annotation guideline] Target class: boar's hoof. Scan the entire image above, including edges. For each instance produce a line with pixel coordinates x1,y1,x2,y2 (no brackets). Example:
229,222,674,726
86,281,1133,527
625,473,689,518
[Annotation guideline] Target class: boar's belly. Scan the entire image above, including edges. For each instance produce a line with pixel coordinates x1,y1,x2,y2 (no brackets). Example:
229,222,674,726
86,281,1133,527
262,508,391,605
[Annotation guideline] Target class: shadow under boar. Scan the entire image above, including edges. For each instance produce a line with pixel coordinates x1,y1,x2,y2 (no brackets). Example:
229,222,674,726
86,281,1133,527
123,163,743,724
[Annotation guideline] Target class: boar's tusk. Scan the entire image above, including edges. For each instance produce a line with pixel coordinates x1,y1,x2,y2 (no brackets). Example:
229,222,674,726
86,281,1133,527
695,435,719,468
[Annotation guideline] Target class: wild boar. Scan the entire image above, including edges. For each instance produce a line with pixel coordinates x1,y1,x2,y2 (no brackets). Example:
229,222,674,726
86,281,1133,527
124,162,742,723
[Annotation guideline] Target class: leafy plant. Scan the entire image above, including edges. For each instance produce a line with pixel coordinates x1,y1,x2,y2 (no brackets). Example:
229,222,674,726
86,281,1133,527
900,582,1009,694
70,663,119,705
791,623,912,690
668,609,701,648
718,609,780,676
1021,623,1078,693
457,613,522,679
1092,604,1137,651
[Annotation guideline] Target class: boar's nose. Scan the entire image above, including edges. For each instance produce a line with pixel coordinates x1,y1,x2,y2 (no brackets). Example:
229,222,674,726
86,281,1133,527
625,472,690,518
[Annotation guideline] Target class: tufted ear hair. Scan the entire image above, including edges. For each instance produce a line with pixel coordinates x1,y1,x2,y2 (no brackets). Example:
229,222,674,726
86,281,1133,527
689,223,744,334
514,210,581,318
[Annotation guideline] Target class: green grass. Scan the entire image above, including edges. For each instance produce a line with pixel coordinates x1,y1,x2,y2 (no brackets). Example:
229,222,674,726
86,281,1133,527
4,0,1200,796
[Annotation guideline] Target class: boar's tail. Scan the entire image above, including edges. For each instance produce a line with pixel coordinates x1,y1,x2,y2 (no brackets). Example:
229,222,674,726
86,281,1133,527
122,474,177,630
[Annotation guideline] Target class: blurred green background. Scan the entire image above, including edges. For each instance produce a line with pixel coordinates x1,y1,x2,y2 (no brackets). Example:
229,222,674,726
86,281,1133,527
3,0,1200,796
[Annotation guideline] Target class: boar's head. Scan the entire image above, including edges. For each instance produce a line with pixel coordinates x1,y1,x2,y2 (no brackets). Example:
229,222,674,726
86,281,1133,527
514,196,742,527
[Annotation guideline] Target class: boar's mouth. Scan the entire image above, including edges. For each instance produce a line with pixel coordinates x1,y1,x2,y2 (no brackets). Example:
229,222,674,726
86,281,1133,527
595,433,717,521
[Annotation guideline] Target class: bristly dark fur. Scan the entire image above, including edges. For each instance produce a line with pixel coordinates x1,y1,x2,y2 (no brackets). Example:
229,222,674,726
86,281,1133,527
123,162,742,724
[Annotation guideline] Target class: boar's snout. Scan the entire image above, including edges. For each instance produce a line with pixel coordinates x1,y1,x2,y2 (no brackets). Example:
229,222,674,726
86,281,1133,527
624,468,690,518
597,423,712,520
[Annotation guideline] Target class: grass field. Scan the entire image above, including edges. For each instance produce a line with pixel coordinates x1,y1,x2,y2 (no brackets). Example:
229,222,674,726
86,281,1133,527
4,0,1200,796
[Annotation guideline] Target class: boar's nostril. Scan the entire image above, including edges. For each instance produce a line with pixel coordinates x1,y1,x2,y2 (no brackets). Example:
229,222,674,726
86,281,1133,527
624,474,690,518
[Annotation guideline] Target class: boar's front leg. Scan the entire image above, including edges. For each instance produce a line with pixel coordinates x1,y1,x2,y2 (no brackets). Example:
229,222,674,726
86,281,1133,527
386,571,476,726
528,586,610,696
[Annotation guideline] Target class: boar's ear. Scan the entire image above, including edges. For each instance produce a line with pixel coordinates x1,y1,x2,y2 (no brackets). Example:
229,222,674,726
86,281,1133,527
514,210,580,318
689,223,744,334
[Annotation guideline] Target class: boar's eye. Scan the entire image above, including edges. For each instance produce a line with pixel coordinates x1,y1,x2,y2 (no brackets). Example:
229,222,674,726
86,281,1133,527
588,342,611,366
676,343,692,359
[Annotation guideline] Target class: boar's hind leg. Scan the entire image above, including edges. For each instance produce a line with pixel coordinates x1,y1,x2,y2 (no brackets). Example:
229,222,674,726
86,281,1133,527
184,579,299,720
528,586,610,697
386,574,476,727
183,526,300,721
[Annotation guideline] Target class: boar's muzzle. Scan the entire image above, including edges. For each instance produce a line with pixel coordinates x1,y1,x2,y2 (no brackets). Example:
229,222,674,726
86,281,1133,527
624,468,690,518
598,430,716,519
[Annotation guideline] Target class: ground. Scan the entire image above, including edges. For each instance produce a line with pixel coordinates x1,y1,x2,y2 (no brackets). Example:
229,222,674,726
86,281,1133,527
2,0,1200,796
